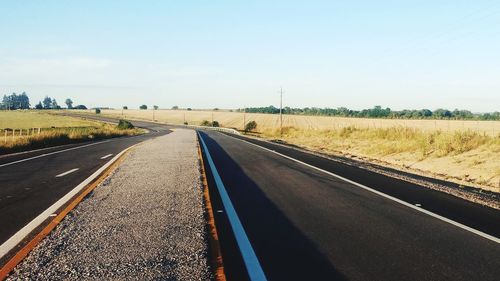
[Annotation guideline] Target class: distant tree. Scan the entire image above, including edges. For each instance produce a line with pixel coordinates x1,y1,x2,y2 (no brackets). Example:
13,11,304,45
420,109,432,117
187,108,192,111
74,105,88,110
153,105,159,110
213,108,219,111
212,121,220,127
244,121,257,132
172,105,179,110
35,101,43,109
200,120,211,126
139,104,148,110
42,96,52,109
1,94,12,110
19,92,30,109
51,98,59,109
123,106,128,110
95,108,101,114
65,98,73,109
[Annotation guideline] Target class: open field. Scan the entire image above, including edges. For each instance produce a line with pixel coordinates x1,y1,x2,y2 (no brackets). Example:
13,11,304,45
86,109,500,136
0,111,99,129
0,111,142,154
81,109,500,192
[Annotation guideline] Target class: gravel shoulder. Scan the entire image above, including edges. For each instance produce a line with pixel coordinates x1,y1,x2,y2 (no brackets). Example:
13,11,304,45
8,129,211,280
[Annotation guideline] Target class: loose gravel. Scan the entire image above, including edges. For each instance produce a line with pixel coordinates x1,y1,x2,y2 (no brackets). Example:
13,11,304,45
8,129,211,280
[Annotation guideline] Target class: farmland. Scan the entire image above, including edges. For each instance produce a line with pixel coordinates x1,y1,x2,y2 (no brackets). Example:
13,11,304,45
91,109,499,136
85,109,500,192
0,111,142,154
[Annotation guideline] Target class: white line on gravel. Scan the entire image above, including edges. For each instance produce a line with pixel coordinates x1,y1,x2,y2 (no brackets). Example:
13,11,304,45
55,168,79,178
223,132,500,244
100,154,113,159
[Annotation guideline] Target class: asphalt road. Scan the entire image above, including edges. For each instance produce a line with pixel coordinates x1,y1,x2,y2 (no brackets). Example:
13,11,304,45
198,130,500,281
0,118,171,252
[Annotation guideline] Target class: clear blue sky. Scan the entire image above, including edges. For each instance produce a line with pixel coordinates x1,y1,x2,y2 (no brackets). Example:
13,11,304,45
1,0,499,111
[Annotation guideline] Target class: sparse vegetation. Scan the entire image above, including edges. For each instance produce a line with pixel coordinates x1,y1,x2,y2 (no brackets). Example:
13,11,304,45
212,121,220,127
95,108,101,114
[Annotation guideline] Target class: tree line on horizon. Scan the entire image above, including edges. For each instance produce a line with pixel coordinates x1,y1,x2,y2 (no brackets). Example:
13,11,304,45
236,105,500,121
1,92,87,110
2,92,498,121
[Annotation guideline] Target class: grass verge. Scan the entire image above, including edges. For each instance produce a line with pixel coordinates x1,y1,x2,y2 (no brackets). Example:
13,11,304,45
259,126,500,192
1,124,143,155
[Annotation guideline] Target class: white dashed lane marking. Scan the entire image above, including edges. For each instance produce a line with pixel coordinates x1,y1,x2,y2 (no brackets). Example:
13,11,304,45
55,168,79,178
101,154,113,159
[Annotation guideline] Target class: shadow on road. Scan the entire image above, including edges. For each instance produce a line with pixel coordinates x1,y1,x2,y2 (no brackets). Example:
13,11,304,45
200,131,347,281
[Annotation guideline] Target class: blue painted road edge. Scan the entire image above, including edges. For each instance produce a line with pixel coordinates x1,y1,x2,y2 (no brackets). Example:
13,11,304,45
198,132,268,281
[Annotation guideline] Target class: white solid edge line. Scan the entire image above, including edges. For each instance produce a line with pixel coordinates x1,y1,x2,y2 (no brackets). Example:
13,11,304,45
0,139,114,168
0,144,137,259
100,154,113,159
225,134,500,244
55,168,79,178
198,132,267,281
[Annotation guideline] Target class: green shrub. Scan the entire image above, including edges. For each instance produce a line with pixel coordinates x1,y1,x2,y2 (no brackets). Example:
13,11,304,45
212,121,220,127
200,120,211,126
117,119,134,130
244,121,257,132
95,108,101,114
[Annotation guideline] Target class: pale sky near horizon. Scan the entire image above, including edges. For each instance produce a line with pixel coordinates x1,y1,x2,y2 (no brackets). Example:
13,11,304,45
1,1,499,112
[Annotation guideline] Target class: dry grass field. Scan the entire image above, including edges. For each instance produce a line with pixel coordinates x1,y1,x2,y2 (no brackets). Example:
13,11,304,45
93,109,500,136
77,109,500,192
0,110,100,129
0,111,141,154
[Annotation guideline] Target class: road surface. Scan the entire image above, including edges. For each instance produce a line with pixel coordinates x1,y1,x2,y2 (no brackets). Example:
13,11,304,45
198,130,500,281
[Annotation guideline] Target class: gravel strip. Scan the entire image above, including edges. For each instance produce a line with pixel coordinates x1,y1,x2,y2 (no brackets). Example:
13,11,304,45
8,129,211,280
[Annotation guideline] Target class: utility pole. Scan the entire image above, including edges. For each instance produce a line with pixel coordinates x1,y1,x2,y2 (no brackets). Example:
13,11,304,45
243,106,246,131
280,87,283,137
211,112,214,127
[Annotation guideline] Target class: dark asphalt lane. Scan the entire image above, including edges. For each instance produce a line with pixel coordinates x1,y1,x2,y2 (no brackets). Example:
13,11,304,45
0,121,171,247
226,132,500,238
199,130,500,281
